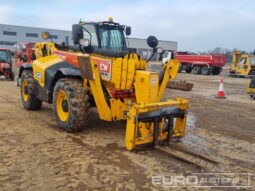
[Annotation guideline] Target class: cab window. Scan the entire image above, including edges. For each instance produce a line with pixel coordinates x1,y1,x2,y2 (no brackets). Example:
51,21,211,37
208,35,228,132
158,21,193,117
0,50,11,63
237,57,247,69
82,24,99,47
98,25,126,51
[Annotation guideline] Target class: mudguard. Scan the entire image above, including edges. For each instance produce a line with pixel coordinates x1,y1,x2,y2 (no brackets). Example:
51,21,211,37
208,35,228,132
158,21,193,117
46,67,82,93
33,66,82,103
56,68,81,77
18,63,32,78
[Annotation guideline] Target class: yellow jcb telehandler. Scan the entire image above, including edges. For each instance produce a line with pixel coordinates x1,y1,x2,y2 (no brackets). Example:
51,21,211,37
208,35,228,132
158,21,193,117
18,18,189,151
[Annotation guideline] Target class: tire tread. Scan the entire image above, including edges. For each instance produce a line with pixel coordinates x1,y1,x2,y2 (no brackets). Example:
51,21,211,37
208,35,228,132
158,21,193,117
53,78,89,132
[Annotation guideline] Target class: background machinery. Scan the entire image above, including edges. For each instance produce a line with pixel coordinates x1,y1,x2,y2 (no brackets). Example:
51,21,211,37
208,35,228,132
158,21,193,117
0,48,14,80
247,79,255,100
175,52,226,75
18,18,189,151
162,51,226,75
15,43,36,68
229,50,255,77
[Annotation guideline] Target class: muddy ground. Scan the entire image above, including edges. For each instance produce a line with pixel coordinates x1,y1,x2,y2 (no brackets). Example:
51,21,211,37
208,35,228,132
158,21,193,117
0,70,255,190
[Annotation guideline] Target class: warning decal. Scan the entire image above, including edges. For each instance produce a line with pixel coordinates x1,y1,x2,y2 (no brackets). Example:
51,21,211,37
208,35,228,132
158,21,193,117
91,57,112,81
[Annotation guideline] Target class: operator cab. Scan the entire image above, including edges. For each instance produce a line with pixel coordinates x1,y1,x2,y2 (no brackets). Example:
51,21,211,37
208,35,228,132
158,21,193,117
0,49,12,64
72,17,159,60
80,20,129,52
73,17,131,56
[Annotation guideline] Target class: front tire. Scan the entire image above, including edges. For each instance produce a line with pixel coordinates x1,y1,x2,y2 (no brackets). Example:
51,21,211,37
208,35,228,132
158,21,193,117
53,78,89,132
192,66,202,74
20,70,42,110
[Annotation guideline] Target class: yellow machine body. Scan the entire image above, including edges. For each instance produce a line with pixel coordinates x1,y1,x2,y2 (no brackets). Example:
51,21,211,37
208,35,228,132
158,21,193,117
79,53,189,150
230,51,255,77
247,79,255,100
19,22,189,150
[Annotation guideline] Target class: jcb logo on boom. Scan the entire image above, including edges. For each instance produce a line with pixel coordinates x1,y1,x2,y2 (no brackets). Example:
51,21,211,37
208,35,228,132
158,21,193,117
99,63,110,72
91,57,112,81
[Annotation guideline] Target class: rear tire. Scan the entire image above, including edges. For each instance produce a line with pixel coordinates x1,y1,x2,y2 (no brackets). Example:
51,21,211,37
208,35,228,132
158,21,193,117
192,66,201,74
185,67,192,73
201,66,210,75
212,67,222,75
53,78,89,132
20,70,42,110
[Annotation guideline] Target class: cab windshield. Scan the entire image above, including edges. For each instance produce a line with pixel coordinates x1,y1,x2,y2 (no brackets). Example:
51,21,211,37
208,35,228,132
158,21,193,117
98,25,126,51
0,50,11,63
82,24,127,52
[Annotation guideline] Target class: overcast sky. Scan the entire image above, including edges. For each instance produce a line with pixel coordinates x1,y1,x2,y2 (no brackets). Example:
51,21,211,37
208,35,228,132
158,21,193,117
0,0,254,52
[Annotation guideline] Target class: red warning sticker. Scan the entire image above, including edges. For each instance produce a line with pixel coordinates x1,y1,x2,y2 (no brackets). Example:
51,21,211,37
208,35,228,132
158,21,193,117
91,57,112,81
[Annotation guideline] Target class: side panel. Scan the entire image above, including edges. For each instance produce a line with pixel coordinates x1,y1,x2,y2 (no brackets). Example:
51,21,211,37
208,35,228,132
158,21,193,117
134,70,159,104
32,55,81,102
175,54,226,67
53,50,82,67
33,55,80,88
32,55,63,87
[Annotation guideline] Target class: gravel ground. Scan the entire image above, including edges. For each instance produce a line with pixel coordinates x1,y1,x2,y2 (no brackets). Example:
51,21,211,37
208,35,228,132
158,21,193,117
0,70,254,190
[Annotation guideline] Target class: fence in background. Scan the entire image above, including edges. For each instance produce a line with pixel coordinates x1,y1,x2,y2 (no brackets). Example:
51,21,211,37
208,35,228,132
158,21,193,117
176,74,251,95
147,62,252,96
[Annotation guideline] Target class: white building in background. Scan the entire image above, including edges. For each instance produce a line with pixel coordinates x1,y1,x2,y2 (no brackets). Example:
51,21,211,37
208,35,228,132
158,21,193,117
0,24,177,60
0,24,72,51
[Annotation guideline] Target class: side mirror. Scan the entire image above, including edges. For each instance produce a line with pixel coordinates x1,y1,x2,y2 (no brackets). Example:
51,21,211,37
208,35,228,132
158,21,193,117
72,24,84,44
147,36,158,48
125,26,131,36
42,32,51,40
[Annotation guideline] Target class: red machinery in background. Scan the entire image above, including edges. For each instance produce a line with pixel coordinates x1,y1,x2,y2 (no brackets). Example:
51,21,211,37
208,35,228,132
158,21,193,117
175,52,226,75
0,48,14,80
15,43,35,68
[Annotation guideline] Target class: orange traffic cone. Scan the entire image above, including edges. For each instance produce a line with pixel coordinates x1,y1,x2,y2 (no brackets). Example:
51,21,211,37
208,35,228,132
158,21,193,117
216,78,226,98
